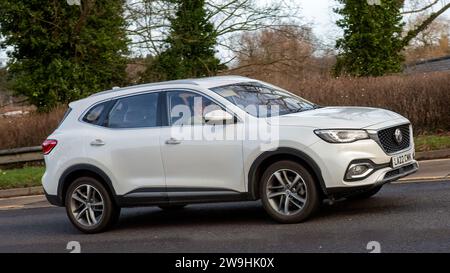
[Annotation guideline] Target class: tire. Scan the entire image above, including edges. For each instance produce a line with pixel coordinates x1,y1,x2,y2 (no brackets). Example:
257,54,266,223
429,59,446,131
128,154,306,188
260,160,320,223
347,185,383,200
65,177,120,234
158,204,186,210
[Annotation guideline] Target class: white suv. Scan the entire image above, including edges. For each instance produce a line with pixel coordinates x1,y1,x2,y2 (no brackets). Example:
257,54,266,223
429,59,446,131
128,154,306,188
42,76,418,233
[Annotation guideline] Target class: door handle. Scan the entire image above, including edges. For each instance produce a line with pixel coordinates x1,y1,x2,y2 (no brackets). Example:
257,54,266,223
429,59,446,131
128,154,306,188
165,138,181,145
90,139,106,146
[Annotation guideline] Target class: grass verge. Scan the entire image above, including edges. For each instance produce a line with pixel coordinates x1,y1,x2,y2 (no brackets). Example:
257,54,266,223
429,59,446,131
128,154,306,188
415,135,450,152
0,166,44,190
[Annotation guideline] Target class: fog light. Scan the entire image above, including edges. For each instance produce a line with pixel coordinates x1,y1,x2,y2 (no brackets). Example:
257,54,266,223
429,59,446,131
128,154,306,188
345,163,374,180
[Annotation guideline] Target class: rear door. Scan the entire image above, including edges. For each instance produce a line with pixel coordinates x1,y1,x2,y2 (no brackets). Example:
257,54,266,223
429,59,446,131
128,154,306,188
83,91,166,198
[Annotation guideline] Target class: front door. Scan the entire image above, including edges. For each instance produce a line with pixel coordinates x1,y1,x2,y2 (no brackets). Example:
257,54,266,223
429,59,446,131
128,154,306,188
160,90,245,202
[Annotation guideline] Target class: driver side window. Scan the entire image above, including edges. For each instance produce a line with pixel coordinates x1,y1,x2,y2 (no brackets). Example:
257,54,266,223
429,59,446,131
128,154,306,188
167,91,223,126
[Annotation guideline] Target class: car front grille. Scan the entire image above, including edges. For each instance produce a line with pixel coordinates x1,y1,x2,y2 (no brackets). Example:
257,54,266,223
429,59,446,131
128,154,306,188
377,124,411,154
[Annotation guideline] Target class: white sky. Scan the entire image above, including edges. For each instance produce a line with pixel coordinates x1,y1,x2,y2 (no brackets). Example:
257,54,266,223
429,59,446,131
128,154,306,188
300,0,342,46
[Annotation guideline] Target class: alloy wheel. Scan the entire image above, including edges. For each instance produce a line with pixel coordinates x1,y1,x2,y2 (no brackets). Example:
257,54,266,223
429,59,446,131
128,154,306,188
266,169,308,216
70,184,105,227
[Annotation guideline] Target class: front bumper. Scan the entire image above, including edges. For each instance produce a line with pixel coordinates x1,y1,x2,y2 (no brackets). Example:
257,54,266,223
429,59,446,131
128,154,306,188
307,134,418,194
326,161,419,198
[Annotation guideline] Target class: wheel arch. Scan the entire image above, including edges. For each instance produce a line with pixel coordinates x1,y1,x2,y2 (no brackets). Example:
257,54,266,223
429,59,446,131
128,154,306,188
248,147,328,200
57,164,118,206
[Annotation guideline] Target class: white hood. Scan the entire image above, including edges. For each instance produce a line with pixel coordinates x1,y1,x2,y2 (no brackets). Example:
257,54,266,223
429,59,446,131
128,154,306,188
267,107,409,129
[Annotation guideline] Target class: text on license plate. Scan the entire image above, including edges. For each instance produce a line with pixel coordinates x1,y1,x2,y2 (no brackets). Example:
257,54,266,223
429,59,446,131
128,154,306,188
392,152,413,168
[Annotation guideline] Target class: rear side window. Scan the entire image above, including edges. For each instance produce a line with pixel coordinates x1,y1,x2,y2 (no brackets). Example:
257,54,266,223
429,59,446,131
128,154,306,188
106,92,160,128
82,102,109,125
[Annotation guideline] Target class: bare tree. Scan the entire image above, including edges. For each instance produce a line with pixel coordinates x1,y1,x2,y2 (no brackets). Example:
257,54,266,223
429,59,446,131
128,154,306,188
404,15,450,62
207,0,301,58
407,15,449,47
400,0,450,48
401,0,440,15
125,0,302,63
225,25,324,83
125,0,174,57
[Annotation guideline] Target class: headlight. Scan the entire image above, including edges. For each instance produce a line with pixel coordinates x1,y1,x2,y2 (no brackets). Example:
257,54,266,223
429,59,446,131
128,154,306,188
314,129,369,143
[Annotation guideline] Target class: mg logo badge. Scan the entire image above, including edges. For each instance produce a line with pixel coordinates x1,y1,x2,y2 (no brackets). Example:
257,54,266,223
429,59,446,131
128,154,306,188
394,128,403,144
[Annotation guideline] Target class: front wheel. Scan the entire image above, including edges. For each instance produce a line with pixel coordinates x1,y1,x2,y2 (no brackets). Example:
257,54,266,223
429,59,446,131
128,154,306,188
260,161,320,223
65,177,120,234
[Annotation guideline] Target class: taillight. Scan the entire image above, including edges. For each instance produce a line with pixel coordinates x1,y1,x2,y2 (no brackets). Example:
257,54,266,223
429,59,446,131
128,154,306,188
42,139,58,155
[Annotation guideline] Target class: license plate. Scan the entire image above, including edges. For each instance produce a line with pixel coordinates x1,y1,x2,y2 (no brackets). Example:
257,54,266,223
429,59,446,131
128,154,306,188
391,152,414,168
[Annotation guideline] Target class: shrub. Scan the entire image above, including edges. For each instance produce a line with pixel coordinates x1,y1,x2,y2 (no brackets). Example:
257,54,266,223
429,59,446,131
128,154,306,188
251,71,450,134
0,72,448,150
0,107,66,149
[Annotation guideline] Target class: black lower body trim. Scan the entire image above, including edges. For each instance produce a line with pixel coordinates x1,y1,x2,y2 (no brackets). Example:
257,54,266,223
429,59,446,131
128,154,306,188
117,187,250,207
44,190,63,207
168,191,249,205
326,184,383,199
116,192,168,207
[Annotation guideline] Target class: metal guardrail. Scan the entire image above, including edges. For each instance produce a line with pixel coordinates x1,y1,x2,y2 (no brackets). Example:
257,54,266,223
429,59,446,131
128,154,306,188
0,146,43,165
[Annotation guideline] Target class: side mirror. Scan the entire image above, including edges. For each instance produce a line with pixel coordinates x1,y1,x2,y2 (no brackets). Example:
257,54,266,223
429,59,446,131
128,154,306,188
204,109,234,124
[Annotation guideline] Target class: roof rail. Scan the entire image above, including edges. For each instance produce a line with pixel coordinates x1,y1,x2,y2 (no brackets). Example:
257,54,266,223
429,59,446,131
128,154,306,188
89,75,251,97
89,79,199,97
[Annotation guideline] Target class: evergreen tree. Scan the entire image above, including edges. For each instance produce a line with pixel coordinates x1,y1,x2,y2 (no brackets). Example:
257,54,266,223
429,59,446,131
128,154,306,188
143,0,223,82
334,0,404,77
0,0,129,111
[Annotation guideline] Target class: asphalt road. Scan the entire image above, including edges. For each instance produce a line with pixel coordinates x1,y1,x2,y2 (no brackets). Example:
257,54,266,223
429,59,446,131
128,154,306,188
0,180,450,253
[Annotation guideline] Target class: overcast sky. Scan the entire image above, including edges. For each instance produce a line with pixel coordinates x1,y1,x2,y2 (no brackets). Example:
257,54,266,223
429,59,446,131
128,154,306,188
301,0,342,45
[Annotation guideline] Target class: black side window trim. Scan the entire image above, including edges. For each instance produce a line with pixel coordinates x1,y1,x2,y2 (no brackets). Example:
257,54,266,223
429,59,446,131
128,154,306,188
57,107,73,128
97,100,116,127
80,88,238,129
82,101,112,126
159,92,169,127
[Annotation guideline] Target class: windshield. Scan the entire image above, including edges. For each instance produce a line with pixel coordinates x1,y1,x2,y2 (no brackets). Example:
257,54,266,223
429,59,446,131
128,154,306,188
210,82,318,117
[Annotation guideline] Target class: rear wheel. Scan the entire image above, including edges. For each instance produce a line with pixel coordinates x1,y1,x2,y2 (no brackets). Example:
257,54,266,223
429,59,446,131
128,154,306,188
65,177,120,234
260,161,320,223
